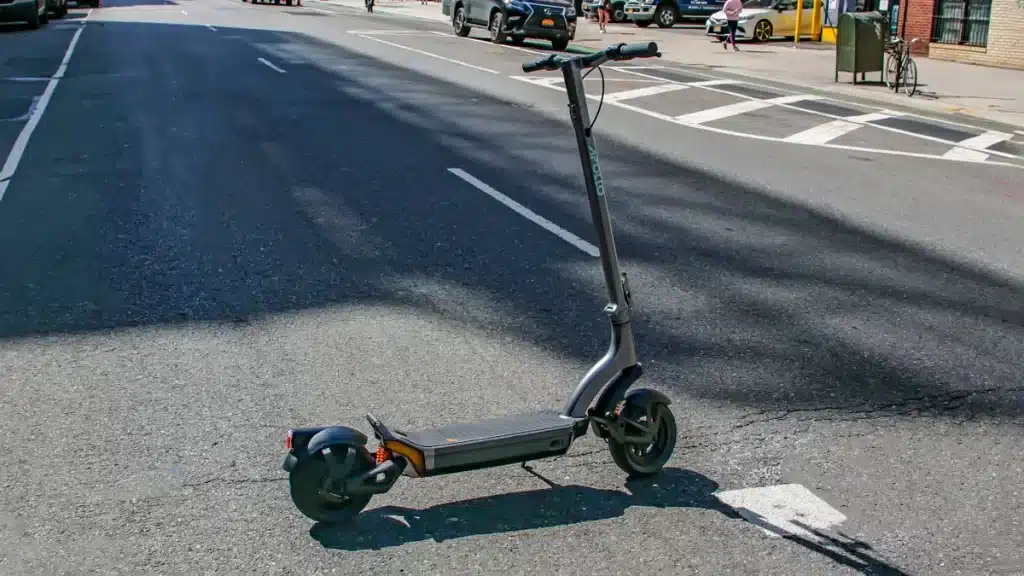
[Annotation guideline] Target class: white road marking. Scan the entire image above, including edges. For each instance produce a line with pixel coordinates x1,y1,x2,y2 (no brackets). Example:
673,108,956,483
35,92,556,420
612,68,1022,161
509,75,1024,169
181,9,188,14
447,168,599,257
5,77,50,82
942,130,1014,161
349,29,447,35
676,94,818,125
354,34,499,74
0,25,86,203
784,111,894,145
513,76,564,87
206,24,217,31
1015,129,1024,136
687,79,741,87
496,41,545,55
257,57,287,73
312,7,332,14
605,65,665,70
604,83,688,102
714,484,848,542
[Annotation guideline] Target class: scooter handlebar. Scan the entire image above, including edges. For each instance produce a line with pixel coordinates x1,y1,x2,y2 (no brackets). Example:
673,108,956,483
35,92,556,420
613,41,660,60
521,42,661,74
521,54,559,74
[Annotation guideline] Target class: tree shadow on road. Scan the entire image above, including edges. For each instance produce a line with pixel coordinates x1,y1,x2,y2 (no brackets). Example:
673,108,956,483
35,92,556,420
0,20,1021,424
738,510,912,575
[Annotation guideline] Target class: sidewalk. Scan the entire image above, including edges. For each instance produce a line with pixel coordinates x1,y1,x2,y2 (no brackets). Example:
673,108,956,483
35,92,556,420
320,0,1024,128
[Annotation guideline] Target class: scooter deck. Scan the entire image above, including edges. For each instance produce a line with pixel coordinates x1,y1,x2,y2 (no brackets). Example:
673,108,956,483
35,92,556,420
398,410,581,475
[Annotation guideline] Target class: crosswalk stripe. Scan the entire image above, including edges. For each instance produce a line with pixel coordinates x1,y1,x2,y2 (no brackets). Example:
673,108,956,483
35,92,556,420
688,79,741,87
604,83,688,102
942,130,1014,161
783,111,895,144
676,94,819,125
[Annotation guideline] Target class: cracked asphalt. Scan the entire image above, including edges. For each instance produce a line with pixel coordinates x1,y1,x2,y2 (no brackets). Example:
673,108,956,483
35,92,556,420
0,0,1022,574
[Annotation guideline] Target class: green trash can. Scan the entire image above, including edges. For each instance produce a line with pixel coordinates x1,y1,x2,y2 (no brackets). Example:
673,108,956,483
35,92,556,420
834,11,888,84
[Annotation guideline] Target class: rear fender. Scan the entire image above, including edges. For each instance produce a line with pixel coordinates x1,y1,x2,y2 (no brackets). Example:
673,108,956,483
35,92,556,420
306,426,369,457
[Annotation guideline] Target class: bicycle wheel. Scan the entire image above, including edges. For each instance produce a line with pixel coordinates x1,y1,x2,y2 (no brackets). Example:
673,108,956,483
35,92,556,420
902,58,918,97
884,52,899,88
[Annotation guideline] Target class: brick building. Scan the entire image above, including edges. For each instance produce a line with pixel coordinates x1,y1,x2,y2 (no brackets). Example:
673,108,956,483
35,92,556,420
897,0,1024,69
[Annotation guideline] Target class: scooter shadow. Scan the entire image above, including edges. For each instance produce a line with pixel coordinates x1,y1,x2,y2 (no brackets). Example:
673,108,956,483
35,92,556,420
310,467,738,551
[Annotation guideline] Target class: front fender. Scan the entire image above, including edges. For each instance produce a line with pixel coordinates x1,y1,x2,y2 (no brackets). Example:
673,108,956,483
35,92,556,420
623,388,672,411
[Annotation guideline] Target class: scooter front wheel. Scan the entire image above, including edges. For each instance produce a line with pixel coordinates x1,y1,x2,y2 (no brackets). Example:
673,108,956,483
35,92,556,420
607,401,677,477
289,450,373,523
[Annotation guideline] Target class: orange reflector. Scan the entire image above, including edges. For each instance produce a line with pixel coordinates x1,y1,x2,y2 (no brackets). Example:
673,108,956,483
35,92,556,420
285,430,293,451
383,440,426,476
375,446,390,464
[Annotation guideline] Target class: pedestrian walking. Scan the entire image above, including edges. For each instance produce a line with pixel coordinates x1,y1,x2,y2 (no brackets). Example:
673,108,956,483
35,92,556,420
598,0,612,33
721,0,742,51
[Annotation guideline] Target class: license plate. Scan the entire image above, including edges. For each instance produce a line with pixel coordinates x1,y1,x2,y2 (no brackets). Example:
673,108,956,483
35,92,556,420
626,8,634,12
541,17,554,26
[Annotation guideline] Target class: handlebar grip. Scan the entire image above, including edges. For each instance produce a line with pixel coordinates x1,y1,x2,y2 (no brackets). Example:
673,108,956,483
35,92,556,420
617,42,660,59
522,54,557,73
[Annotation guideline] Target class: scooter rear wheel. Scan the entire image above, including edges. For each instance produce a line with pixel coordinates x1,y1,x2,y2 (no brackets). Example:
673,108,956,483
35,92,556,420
289,450,373,523
608,402,676,477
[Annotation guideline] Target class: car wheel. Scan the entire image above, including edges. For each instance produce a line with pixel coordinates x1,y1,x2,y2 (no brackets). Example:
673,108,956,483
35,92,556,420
551,37,569,51
654,4,674,27
753,19,772,42
489,10,506,44
510,35,524,45
39,6,49,23
27,3,41,28
612,3,625,22
452,5,470,36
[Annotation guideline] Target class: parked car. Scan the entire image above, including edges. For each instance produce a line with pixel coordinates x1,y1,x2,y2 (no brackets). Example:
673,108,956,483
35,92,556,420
441,0,578,51
623,0,724,28
0,0,48,28
705,0,821,41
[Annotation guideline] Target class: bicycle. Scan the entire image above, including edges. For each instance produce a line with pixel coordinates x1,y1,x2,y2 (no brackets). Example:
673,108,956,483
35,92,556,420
885,36,920,97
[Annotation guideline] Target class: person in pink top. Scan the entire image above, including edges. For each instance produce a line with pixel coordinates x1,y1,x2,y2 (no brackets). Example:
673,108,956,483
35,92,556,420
721,0,743,51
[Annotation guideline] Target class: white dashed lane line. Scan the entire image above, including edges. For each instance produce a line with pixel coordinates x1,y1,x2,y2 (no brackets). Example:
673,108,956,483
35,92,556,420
257,57,287,73
1,13,90,202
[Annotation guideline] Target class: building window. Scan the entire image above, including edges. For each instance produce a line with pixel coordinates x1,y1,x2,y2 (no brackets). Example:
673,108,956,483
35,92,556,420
932,0,991,47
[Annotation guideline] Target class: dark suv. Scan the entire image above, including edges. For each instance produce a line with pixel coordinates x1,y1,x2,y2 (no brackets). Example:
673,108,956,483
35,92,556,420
442,0,577,51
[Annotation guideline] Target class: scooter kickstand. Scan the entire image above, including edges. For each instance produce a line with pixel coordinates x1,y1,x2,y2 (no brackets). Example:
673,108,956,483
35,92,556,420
520,462,557,488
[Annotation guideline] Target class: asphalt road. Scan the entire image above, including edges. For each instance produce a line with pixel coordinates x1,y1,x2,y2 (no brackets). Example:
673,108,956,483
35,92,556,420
1,1,1022,574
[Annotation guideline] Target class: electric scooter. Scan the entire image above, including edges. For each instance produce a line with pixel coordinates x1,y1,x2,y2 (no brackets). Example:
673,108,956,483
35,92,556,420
282,42,675,524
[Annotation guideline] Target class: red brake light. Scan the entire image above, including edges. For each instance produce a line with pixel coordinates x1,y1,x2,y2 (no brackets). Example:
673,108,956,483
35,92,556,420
285,430,293,451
